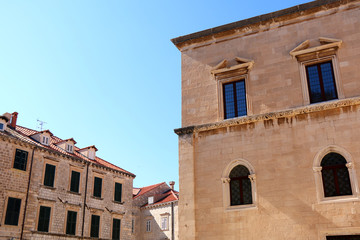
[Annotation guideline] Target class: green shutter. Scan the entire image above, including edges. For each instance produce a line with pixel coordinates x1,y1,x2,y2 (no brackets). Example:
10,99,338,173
44,164,56,187
114,183,122,202
38,206,51,232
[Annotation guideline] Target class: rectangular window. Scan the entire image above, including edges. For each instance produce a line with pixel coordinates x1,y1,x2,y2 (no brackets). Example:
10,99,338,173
306,61,337,104
112,218,121,240
66,144,73,153
114,182,122,202
223,80,247,119
13,149,28,171
66,210,77,235
41,136,49,145
4,197,21,226
131,219,135,233
37,206,51,232
327,235,360,240
146,220,151,232
161,216,168,230
43,164,56,187
93,177,102,198
70,171,80,193
90,215,100,238
0,123,4,131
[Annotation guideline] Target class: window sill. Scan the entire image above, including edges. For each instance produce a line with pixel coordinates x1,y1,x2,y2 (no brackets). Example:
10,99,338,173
225,204,257,212
41,185,56,190
318,195,360,204
67,191,81,196
11,168,27,173
113,200,124,204
91,196,103,200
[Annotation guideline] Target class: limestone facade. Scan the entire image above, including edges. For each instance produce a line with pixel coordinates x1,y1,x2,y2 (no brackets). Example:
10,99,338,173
0,112,135,240
172,0,360,239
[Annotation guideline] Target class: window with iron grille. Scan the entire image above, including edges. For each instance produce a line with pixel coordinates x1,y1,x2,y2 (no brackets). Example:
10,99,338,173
43,164,56,187
70,171,80,193
93,177,102,198
66,210,77,235
112,218,121,240
114,182,122,202
90,215,100,238
223,80,247,119
37,206,51,232
327,235,360,240
229,165,252,206
4,197,21,226
321,152,352,197
13,149,28,171
306,61,338,104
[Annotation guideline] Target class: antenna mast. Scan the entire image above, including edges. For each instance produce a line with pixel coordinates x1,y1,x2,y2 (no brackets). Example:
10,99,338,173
37,119,47,131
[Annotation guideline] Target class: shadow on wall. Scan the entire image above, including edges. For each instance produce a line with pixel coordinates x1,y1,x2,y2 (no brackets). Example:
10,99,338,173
143,218,171,240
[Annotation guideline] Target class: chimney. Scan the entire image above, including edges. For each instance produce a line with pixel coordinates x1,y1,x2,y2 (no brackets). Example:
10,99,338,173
169,181,175,190
10,112,18,128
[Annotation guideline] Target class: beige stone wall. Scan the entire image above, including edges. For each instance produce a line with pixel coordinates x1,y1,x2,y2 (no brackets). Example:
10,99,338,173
176,1,360,240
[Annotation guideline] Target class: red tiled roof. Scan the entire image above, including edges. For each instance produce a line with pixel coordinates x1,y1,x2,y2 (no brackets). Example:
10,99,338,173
11,125,135,177
142,189,179,207
133,182,165,199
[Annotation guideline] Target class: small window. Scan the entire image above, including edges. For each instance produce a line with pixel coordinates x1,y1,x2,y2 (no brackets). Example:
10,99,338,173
306,61,337,104
70,171,80,193
321,152,352,197
4,197,21,226
66,210,77,235
112,218,121,240
43,164,56,187
114,182,122,202
229,165,252,206
93,177,102,198
146,220,151,232
37,206,51,232
13,149,28,171
223,80,247,119
327,235,360,240
161,216,168,231
131,219,135,234
90,215,100,238
66,144,73,153
0,123,4,131
41,136,50,145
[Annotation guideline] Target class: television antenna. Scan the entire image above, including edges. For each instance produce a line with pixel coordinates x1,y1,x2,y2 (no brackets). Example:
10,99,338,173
37,119,47,131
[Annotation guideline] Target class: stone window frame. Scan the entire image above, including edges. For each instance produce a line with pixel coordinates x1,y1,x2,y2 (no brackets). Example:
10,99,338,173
41,158,59,189
290,37,344,106
221,159,257,211
64,206,81,236
11,147,30,172
35,200,55,233
111,213,123,240
91,171,105,200
145,218,152,233
113,178,125,204
88,209,103,239
212,58,254,121
160,213,170,231
1,191,25,227
313,145,359,204
318,228,360,240
68,164,84,194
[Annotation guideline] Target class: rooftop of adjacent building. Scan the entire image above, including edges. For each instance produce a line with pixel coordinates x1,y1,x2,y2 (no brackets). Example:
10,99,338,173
0,111,135,177
134,181,179,207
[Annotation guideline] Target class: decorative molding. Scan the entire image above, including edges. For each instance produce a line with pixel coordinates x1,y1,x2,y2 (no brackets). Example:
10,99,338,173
346,162,354,169
248,174,256,182
221,178,231,183
313,167,322,173
290,37,342,59
174,96,360,136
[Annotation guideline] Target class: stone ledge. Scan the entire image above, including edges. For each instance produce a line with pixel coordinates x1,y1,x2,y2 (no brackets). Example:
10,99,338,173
174,96,360,136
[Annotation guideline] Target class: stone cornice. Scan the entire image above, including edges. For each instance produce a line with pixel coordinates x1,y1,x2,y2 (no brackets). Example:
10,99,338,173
174,97,360,136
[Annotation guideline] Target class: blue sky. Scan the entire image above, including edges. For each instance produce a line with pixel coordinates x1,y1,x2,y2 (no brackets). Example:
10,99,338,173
0,0,310,189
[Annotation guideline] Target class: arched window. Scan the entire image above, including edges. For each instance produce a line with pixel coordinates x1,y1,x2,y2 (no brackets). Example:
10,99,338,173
321,152,352,197
229,165,252,205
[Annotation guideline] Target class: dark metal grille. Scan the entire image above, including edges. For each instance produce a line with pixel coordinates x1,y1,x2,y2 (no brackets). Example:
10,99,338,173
112,218,121,240
321,152,352,197
327,235,360,240
37,206,51,232
229,165,252,205
306,61,337,103
90,215,100,238
223,80,247,119
66,211,77,235
43,164,56,187
93,177,102,198
70,171,80,193
13,149,28,171
114,183,122,202
5,197,21,226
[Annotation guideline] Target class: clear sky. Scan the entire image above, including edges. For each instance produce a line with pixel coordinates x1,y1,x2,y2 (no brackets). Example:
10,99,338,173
0,0,310,189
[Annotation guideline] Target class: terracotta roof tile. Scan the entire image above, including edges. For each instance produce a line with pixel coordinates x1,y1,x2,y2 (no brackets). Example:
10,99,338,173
133,182,165,198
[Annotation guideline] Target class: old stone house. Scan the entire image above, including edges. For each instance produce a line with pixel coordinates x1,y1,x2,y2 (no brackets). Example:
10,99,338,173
0,112,135,240
132,182,178,240
172,0,360,239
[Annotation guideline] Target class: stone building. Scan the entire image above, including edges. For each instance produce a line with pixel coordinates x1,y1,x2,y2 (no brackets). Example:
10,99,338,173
132,182,178,240
172,0,360,239
0,112,135,239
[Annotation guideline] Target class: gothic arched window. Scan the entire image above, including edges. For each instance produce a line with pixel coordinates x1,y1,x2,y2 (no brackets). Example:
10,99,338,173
321,152,352,197
229,165,252,205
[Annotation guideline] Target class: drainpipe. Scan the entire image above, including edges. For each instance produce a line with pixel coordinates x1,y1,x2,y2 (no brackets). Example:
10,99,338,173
171,202,175,240
81,163,89,237
20,147,35,240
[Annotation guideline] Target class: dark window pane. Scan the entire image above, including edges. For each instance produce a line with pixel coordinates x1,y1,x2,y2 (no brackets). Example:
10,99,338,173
223,80,247,119
5,197,21,226
114,183,122,202
13,149,28,171
112,218,121,240
230,179,241,205
321,152,352,197
229,165,250,178
93,177,102,198
38,206,51,232
66,211,77,235
229,165,252,206
242,178,253,204
327,235,360,240
90,215,100,238
70,171,80,193
321,63,337,100
44,164,56,187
